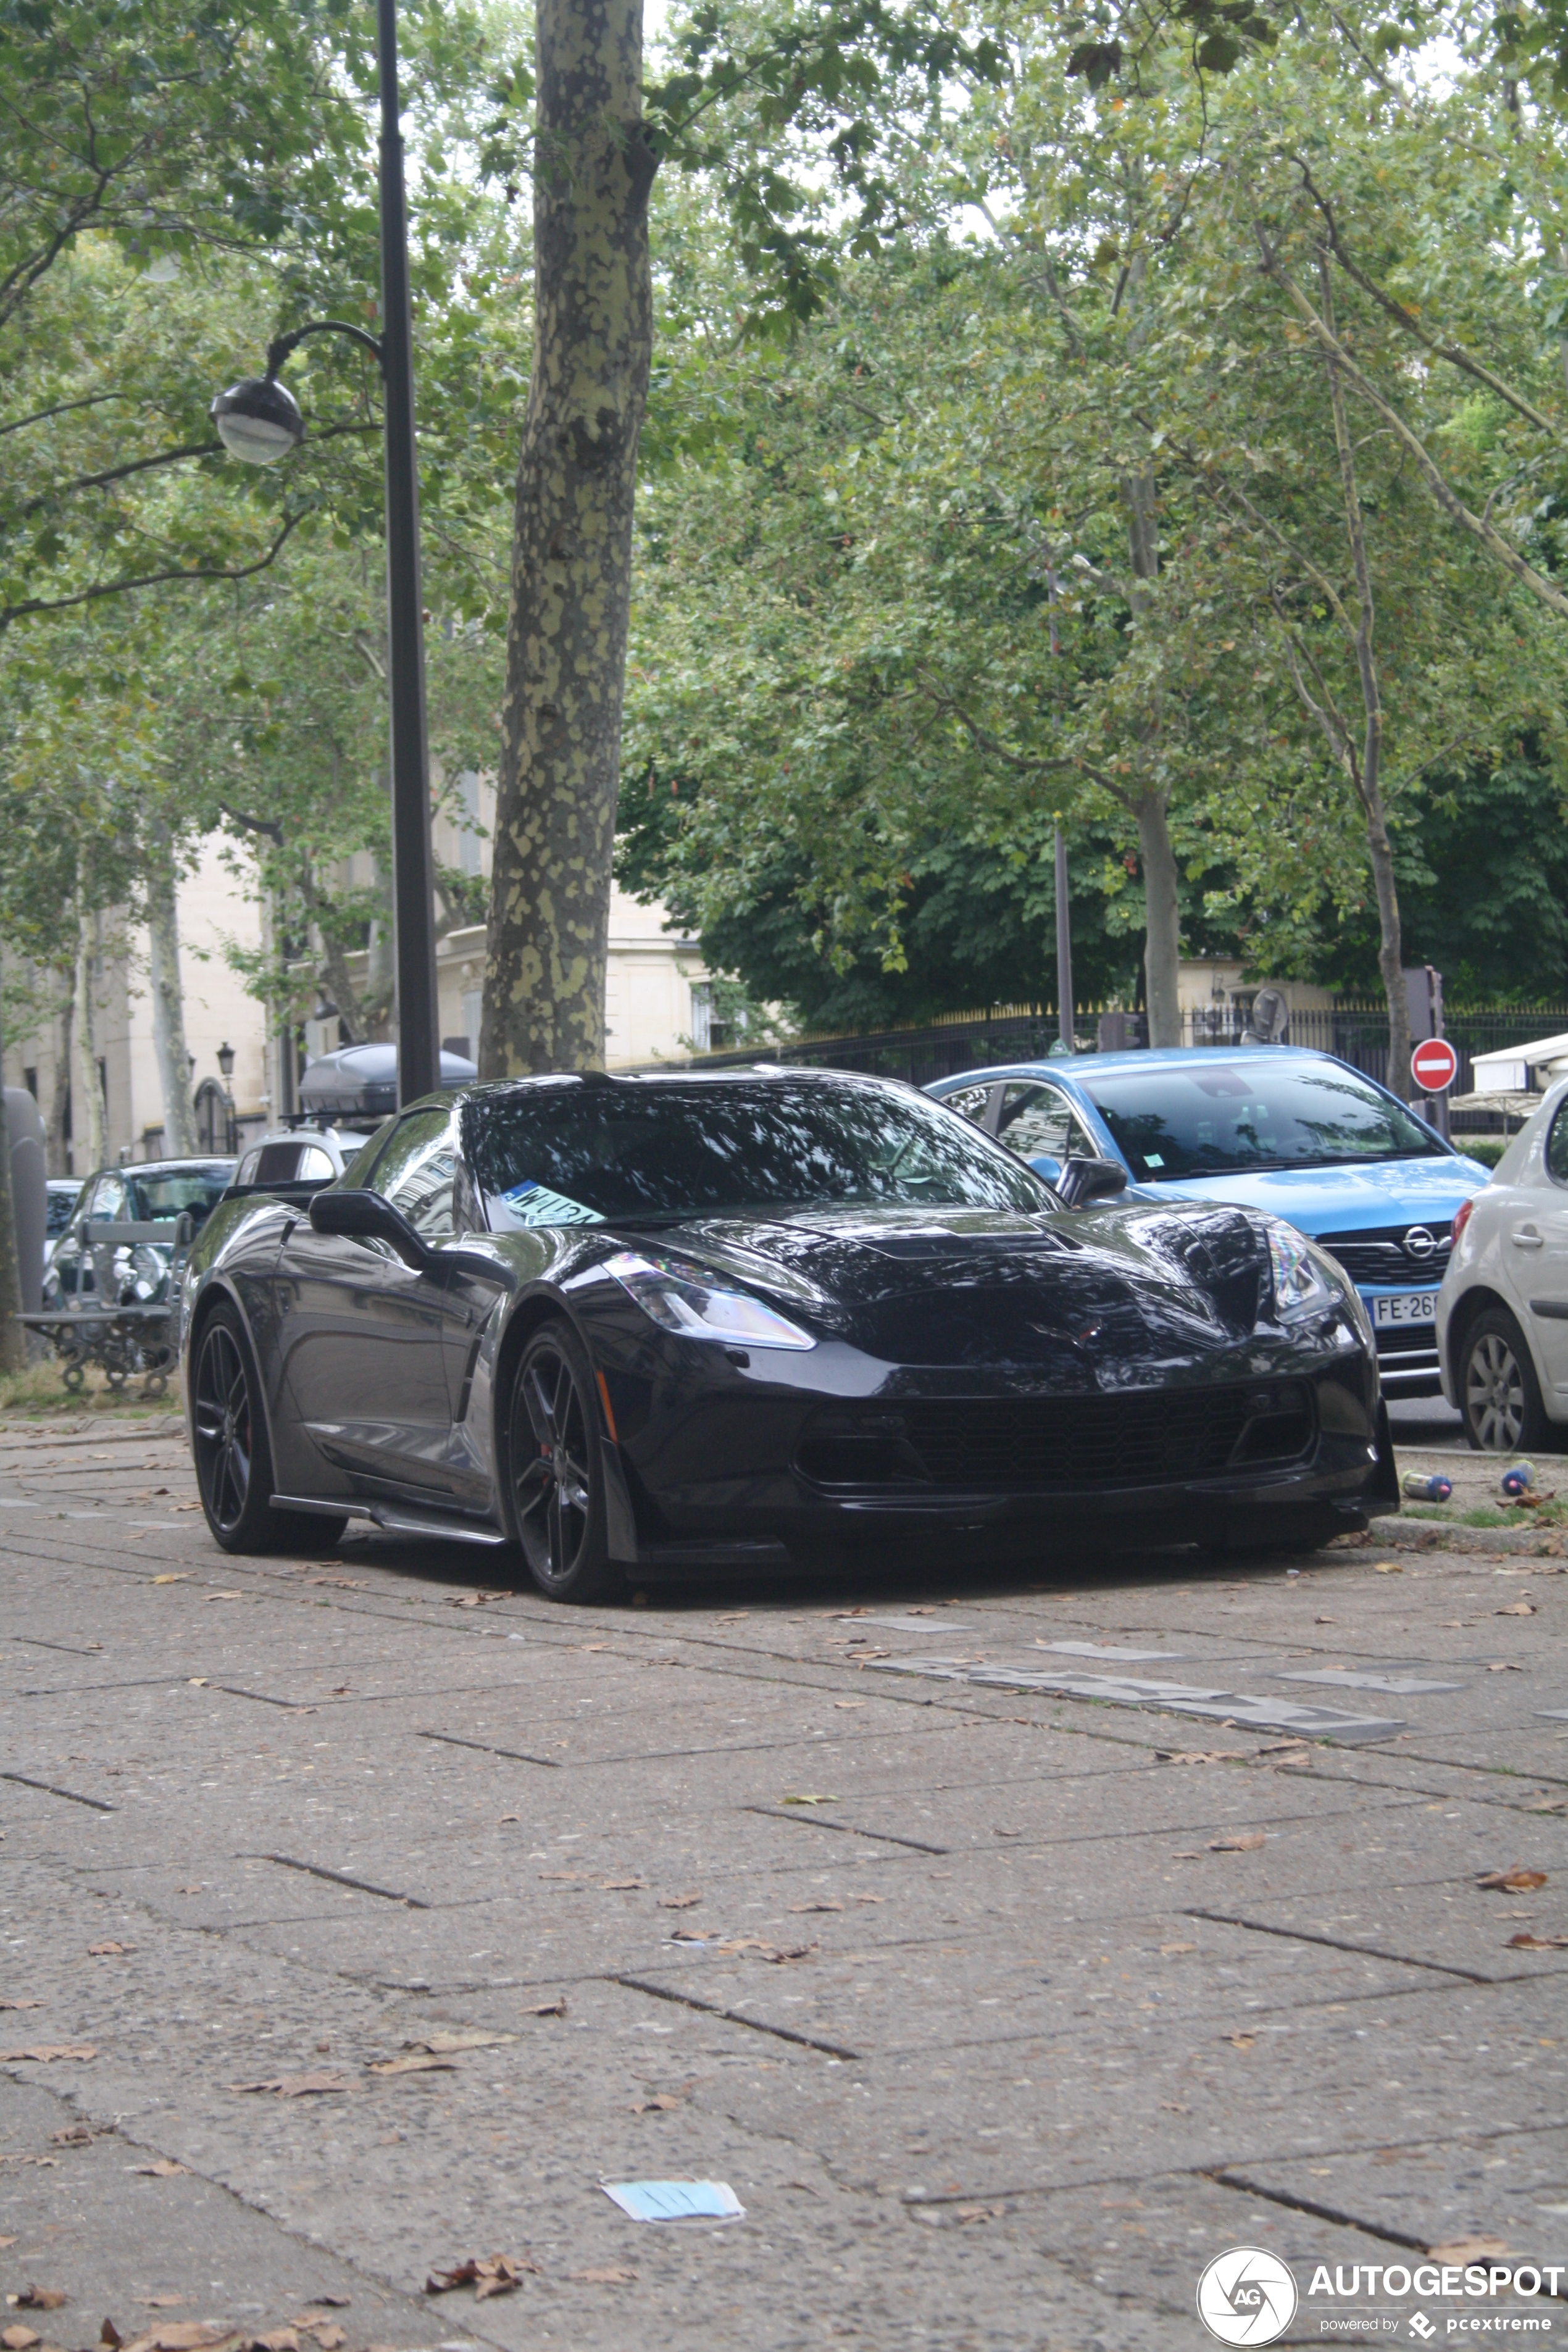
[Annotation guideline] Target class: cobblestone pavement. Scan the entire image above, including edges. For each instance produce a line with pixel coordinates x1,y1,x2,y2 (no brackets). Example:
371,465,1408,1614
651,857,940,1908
2,1411,1566,2350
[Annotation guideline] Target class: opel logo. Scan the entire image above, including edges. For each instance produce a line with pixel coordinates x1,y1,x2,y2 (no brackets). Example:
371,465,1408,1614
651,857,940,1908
1404,1225,1437,1261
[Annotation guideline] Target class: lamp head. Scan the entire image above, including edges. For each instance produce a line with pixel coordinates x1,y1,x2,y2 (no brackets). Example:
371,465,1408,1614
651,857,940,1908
217,1041,236,1080
210,373,304,465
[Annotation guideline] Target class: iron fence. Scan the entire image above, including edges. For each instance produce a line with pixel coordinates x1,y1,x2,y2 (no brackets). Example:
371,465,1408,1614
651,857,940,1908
675,998,1568,1115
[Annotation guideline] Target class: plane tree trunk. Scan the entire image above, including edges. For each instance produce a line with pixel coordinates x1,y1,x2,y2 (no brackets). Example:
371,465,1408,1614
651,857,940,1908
480,0,656,1076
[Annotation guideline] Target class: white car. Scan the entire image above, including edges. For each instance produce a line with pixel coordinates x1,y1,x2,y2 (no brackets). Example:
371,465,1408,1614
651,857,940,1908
230,1124,361,1194
1438,1077,1568,1449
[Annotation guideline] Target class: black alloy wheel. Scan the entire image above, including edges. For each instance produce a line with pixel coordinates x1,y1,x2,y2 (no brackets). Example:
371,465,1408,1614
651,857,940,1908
1461,1306,1550,1454
191,1301,344,1553
510,1323,614,1600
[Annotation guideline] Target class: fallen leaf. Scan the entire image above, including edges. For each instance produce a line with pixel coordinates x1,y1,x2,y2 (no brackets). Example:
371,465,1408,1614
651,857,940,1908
790,1899,843,1913
1157,1749,1246,1766
1227,2032,1257,2050
659,1893,701,1909
302,2330,343,2350
1525,1797,1568,1814
852,1650,892,1664
88,1941,132,1956
496,1814,520,1825
149,1575,187,1585
1487,1661,1525,1672
248,2332,298,2352
1315,1615,1336,1624
851,1893,886,1904
3,2329,41,2350
780,1794,838,1806
405,2030,513,2056
12,2296,66,2314
993,1827,1023,1838
425,2254,538,2298
1477,1867,1548,1892
0,2046,96,2064
569,2268,636,2284
228,2072,351,2096
138,2300,185,2312
367,2054,456,2076
133,2159,187,2178
1209,1832,1267,1853
630,2093,683,2112
1498,1601,1538,1616
536,1871,583,1883
1374,1561,1403,1574
954,2204,1006,2224
519,1996,566,2018
202,1591,244,1603
1160,1941,1197,1956
1429,2239,1510,2263
833,1700,867,1710
598,1877,647,1891
0,2000,41,2012
175,1886,203,1896
101,2324,123,2348
1508,1931,1568,1950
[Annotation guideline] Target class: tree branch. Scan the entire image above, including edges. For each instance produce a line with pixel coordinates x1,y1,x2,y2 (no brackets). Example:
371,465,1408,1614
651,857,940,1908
0,512,304,632
1296,160,1562,441
1256,230,1568,624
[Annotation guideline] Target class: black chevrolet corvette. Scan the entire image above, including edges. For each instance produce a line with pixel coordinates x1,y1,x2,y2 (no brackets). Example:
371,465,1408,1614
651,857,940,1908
177,1069,1396,1597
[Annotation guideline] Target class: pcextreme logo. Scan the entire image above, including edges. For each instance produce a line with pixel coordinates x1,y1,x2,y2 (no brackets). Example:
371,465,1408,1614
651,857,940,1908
1197,2247,1300,2345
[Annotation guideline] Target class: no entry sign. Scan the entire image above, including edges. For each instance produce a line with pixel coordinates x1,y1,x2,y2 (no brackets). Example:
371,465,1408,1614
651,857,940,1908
1411,1036,1458,1093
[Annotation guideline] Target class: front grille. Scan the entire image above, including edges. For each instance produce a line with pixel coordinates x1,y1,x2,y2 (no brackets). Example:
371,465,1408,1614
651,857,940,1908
797,1384,1314,1492
1319,1222,1451,1286
1374,1323,1440,1357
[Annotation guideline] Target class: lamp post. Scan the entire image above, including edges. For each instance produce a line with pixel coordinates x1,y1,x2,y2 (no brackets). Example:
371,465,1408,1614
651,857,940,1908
215,1041,237,1156
209,0,439,1108
1053,819,1074,1057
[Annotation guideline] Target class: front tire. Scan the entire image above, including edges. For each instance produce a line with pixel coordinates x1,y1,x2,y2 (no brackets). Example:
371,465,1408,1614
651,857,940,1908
191,1303,344,1554
509,1323,616,1601
1460,1306,1549,1453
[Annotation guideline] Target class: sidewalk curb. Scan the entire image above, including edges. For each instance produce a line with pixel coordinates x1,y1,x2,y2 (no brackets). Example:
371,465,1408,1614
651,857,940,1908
1369,1513,1565,1558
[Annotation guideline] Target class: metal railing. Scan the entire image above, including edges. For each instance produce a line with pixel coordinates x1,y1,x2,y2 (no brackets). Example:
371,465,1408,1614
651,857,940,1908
671,998,1568,1108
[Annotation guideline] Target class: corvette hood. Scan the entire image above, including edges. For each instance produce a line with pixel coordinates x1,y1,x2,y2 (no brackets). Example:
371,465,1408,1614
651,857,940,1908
637,1199,1294,1380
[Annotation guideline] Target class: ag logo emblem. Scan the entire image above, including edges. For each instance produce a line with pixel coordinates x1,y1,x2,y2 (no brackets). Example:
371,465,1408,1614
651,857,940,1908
1196,2246,1299,2345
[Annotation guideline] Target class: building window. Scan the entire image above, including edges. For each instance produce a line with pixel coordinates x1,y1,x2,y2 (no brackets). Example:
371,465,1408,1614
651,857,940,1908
689,982,712,1054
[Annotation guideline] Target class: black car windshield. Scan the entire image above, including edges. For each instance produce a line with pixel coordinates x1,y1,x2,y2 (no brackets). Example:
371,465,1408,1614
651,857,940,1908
469,1079,1051,1225
1080,1061,1446,1181
127,1167,235,1223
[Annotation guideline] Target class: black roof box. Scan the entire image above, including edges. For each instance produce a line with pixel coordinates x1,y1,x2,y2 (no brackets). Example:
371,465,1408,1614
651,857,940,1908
297,1042,477,1120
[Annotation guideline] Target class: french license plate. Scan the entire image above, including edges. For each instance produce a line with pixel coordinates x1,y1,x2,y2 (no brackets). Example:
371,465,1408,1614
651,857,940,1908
1372,1291,1437,1328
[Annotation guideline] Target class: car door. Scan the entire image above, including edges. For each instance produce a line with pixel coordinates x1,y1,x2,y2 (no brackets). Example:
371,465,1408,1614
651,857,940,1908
1517,1093,1568,1406
276,1107,473,1502
994,1080,1099,1186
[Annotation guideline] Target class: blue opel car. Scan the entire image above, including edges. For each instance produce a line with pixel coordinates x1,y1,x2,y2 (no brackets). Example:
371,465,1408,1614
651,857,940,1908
927,1048,1490,1399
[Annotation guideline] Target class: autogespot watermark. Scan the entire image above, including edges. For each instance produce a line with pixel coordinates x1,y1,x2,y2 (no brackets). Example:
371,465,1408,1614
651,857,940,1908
1196,2251,1564,2346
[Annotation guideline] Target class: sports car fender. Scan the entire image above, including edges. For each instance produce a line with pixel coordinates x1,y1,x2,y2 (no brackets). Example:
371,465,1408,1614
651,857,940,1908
481,1274,642,1564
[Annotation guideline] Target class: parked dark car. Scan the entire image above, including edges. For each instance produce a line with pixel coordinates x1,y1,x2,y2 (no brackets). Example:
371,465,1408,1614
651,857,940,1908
44,1159,236,1307
178,1070,1393,1595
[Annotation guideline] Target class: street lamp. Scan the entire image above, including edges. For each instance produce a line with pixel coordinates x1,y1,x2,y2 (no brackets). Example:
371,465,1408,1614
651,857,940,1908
208,0,440,1109
215,1041,238,1156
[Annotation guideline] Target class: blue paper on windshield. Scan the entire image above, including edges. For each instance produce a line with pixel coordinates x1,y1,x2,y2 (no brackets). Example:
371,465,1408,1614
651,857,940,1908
501,1178,603,1228
601,2179,746,2224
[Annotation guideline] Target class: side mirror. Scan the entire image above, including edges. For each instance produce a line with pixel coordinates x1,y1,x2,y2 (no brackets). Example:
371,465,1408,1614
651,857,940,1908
1028,1154,1062,1186
1057,1154,1128,1209
309,1186,428,1270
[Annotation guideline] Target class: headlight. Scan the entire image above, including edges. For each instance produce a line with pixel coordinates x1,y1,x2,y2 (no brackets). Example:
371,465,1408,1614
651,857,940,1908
1265,1219,1329,1315
604,1250,817,1351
